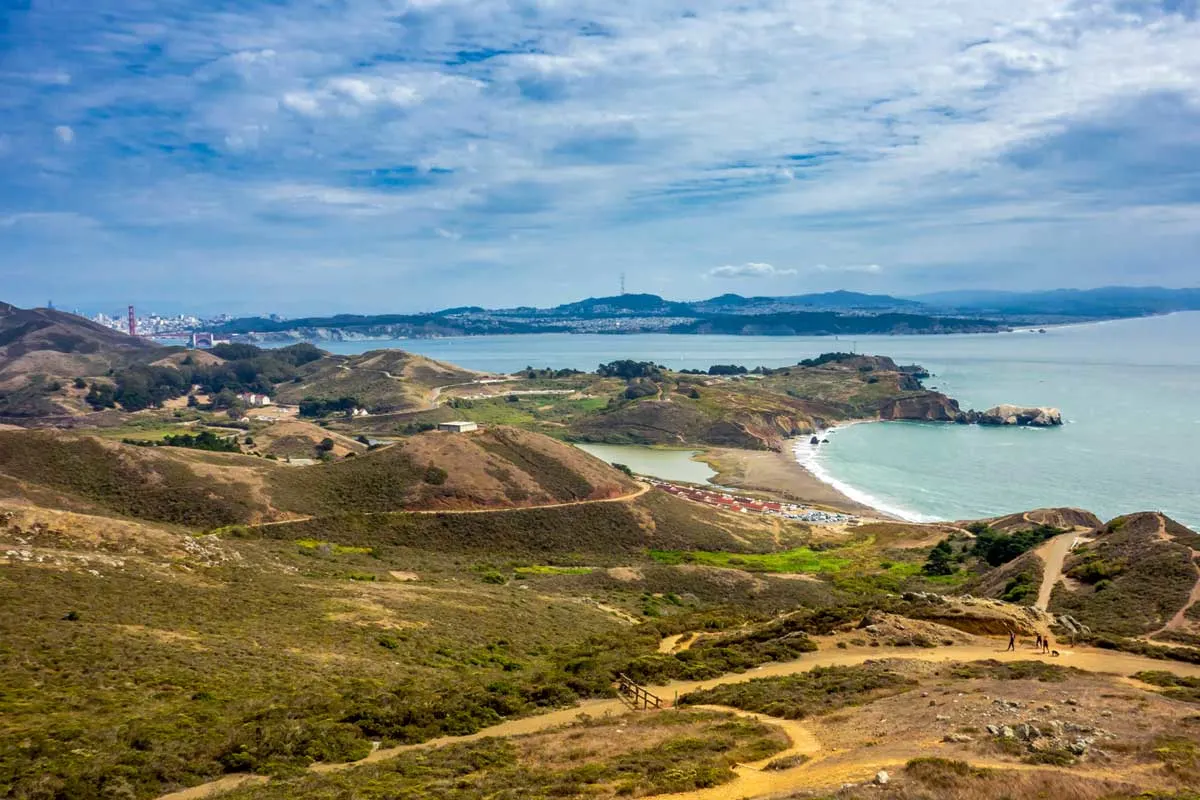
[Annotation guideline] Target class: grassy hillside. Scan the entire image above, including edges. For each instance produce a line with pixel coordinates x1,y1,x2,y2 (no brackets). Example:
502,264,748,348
0,431,273,527
0,303,164,417
1050,512,1200,636
273,349,481,413
267,426,637,514
0,427,639,525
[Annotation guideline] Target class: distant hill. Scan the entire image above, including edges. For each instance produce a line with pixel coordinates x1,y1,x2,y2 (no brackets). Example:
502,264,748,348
0,426,639,525
272,349,483,413
267,426,639,515
911,286,1200,317
0,302,161,386
0,302,164,417
696,291,925,312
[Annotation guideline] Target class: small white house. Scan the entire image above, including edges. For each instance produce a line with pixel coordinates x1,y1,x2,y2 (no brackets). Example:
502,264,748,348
438,420,479,433
238,392,273,407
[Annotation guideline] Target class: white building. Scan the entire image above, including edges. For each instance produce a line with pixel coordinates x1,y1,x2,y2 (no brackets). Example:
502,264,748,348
238,393,273,407
438,421,479,433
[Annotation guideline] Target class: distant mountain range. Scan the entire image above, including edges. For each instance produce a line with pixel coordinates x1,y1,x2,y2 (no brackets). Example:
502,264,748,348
206,285,1200,340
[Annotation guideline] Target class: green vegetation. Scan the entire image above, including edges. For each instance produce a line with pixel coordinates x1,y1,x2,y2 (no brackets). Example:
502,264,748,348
1052,528,1199,636
1000,571,1039,604
513,565,595,576
946,659,1076,682
651,546,852,574
680,663,915,719
103,343,323,412
299,396,361,418
0,432,264,527
124,429,242,453
1134,671,1200,704
220,710,786,800
596,360,666,380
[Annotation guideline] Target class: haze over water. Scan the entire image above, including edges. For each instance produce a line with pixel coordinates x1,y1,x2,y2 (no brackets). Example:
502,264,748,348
312,312,1200,527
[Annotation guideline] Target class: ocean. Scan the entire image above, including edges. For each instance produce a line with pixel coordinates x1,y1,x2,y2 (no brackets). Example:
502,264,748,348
284,312,1200,527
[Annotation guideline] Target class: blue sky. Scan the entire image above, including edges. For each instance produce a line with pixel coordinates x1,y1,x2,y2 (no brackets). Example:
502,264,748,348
2,0,1199,315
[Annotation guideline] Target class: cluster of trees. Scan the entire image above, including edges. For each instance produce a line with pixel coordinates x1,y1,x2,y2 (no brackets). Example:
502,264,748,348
88,343,324,412
678,364,771,376
517,367,584,379
299,396,361,418
922,523,1064,576
123,430,241,453
596,360,665,380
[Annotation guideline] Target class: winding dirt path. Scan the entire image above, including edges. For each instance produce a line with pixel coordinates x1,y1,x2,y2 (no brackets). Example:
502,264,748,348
1149,561,1200,637
255,483,651,528
157,637,1200,799
1034,532,1077,610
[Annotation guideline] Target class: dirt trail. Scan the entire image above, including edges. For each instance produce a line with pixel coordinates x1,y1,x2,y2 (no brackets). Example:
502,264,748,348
1034,532,1077,610
156,775,268,800
1149,562,1200,637
158,638,1200,800
255,483,651,528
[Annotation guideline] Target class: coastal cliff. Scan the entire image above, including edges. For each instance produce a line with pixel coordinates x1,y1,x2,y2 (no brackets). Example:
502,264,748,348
879,395,1063,427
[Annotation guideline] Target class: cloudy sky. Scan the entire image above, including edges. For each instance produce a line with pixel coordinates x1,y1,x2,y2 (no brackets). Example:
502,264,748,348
2,0,1199,315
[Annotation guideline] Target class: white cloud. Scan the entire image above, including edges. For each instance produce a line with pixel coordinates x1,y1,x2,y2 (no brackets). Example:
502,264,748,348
5,0,1200,309
53,125,74,144
708,262,798,279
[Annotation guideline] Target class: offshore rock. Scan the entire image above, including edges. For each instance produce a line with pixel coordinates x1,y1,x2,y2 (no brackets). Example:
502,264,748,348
973,405,1063,427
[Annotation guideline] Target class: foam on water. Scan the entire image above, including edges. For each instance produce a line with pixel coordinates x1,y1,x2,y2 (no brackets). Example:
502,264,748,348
791,424,936,523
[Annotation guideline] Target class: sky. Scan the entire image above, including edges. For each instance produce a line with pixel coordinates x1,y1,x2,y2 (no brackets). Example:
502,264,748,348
1,0,1199,316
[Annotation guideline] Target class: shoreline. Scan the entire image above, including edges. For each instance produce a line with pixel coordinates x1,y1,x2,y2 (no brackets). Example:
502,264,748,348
700,442,889,519
790,422,937,523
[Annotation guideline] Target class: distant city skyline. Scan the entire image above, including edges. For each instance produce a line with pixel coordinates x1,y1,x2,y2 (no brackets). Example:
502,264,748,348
3,1,1200,314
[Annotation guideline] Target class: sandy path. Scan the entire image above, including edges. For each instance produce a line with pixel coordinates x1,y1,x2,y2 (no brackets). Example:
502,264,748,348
255,483,651,528
156,639,1200,800
1150,562,1200,636
1034,532,1077,610
156,775,269,800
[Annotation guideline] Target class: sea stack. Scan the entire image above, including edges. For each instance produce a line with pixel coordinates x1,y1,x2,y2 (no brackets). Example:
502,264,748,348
975,405,1063,427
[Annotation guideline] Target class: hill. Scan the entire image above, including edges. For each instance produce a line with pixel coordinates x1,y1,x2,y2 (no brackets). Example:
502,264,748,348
1048,511,1200,637
273,349,483,413
912,286,1200,318
266,426,639,514
567,354,950,449
0,426,640,524
0,303,163,417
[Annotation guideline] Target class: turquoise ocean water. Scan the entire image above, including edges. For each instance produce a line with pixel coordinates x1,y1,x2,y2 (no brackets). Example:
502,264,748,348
288,312,1200,526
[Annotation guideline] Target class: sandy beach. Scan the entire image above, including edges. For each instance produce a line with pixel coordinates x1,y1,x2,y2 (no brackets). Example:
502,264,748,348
699,446,886,518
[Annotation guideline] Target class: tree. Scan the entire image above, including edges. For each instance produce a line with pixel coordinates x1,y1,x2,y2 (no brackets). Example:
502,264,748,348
72,377,87,390
316,438,336,454
85,382,116,410
922,539,957,576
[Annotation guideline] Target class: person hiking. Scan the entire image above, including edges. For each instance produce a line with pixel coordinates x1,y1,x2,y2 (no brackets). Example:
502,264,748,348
1036,633,1043,650
1007,630,1016,652
1043,635,1052,655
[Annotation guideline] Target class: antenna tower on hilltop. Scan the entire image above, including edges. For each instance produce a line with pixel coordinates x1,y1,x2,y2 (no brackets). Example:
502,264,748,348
620,272,626,295
128,305,137,337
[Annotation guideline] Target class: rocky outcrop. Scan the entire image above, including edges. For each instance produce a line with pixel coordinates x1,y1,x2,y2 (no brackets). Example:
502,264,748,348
971,405,1063,427
879,396,1063,427
878,393,964,422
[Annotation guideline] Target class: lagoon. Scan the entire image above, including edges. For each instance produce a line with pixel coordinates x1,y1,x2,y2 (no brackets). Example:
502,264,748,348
573,443,717,485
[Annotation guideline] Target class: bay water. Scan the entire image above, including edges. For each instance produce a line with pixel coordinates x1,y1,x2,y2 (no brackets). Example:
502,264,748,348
287,312,1200,526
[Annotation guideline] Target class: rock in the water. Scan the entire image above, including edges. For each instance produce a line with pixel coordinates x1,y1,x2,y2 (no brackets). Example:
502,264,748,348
975,404,1063,427
874,770,889,785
